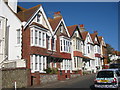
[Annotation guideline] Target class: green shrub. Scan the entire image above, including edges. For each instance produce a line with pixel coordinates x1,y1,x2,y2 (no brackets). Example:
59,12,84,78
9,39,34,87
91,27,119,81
44,68,58,74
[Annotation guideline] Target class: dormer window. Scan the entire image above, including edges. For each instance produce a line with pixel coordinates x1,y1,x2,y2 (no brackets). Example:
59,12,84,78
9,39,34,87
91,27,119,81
37,14,41,22
60,25,63,33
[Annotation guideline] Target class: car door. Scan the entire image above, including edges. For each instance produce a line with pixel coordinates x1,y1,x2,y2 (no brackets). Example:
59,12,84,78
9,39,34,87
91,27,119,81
116,70,120,86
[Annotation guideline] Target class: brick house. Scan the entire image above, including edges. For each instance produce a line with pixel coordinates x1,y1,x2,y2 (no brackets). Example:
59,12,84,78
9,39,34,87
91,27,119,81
48,12,72,80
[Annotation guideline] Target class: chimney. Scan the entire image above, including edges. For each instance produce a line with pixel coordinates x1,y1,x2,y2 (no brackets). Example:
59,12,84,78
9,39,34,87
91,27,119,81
79,24,85,32
94,31,98,35
53,11,62,18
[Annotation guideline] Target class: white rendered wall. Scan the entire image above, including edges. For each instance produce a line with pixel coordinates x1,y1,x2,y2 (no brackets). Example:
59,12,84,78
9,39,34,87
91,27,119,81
1,1,22,60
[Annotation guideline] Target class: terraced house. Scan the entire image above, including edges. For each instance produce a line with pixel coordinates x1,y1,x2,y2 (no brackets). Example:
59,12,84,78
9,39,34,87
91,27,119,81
67,25,83,73
0,0,109,88
48,11,72,79
90,32,102,72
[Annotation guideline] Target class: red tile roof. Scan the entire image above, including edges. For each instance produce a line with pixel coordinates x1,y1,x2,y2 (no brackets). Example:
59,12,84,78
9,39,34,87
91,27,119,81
17,5,27,12
90,33,100,45
112,51,120,56
98,36,103,43
48,16,62,31
81,31,88,40
31,22,48,30
17,5,41,22
67,25,78,37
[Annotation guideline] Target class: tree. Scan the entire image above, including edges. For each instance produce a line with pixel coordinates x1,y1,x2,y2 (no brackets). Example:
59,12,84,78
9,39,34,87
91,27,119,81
106,43,115,55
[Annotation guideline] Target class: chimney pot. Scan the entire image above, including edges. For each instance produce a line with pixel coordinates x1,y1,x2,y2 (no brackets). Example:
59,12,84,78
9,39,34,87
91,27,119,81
80,24,84,28
53,11,62,18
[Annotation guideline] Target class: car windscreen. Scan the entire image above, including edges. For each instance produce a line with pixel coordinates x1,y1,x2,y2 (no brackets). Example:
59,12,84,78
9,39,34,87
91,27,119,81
109,64,120,69
97,71,114,78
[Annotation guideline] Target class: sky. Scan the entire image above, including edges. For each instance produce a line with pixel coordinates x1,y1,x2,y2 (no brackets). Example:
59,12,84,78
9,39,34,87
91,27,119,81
18,2,119,51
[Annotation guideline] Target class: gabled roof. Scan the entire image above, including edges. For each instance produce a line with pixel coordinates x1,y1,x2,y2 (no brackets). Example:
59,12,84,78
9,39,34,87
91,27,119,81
17,5,41,22
48,16,62,31
98,36,103,43
31,22,48,30
90,32,100,44
81,31,88,40
17,5,27,12
67,25,78,37
112,51,120,56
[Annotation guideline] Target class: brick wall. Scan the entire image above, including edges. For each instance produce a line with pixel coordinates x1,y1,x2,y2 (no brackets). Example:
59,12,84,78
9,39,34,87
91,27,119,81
1,68,30,88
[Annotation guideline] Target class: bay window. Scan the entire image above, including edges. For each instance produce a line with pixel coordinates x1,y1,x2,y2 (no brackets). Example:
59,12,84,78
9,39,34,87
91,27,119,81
47,37,51,50
31,55,47,73
35,30,38,45
60,37,71,53
31,28,46,48
39,31,41,46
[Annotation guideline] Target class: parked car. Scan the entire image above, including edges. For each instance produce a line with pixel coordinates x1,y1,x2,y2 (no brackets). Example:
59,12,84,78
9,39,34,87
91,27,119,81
109,63,120,69
94,69,120,89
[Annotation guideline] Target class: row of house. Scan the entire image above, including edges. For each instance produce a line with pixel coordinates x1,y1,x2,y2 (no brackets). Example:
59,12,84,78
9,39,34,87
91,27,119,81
0,0,108,86
109,51,120,63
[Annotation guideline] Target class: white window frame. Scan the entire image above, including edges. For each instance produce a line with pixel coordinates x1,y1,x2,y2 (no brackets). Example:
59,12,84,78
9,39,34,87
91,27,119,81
16,29,20,44
0,20,2,30
31,30,33,45
47,36,51,50
37,14,41,23
30,28,46,48
60,25,63,33
31,55,47,73
60,37,71,53
38,31,41,46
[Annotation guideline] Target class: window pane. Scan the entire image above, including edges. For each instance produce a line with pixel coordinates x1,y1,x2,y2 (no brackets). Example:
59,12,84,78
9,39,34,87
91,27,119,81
39,56,41,70
42,33,45,46
17,29,20,44
35,55,38,70
0,21,2,30
43,56,45,70
31,55,33,70
39,31,41,45
31,30,33,44
35,30,38,44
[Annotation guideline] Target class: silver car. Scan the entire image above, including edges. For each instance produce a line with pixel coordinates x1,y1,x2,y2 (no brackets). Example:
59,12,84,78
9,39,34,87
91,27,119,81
94,69,120,89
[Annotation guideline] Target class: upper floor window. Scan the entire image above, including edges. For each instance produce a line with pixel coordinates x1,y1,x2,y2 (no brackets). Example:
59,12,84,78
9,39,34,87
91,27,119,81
88,46,90,53
37,14,41,22
0,21,2,30
47,36,51,50
60,40,62,51
35,30,38,45
76,39,81,51
31,30,33,44
17,29,20,44
39,31,41,46
60,38,71,53
31,29,46,48
52,38,56,51
42,33,45,46
60,25,63,33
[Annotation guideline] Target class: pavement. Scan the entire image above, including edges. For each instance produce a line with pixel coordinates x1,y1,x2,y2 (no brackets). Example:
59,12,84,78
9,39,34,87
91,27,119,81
29,73,96,88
